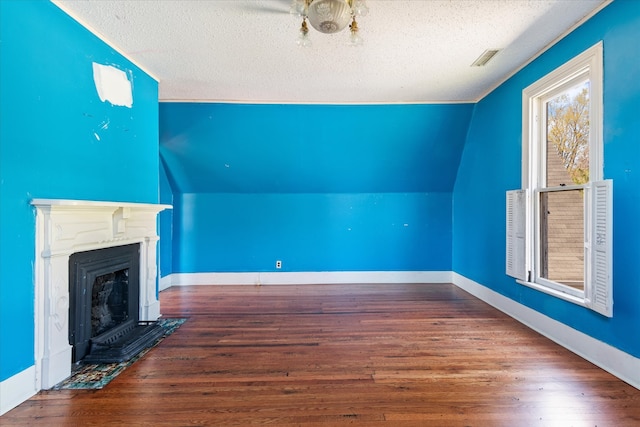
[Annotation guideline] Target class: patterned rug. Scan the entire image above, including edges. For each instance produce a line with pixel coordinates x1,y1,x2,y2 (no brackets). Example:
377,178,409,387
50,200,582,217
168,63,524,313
54,318,186,390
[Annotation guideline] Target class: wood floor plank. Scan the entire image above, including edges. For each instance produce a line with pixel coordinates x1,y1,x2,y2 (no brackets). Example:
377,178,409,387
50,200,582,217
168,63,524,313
2,283,639,426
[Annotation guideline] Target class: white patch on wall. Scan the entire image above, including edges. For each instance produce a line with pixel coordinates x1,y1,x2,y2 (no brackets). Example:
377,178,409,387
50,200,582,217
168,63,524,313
92,63,133,108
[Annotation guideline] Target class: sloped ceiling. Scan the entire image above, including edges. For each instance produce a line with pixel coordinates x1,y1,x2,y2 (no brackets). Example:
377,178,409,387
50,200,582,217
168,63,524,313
54,0,608,104
160,103,474,193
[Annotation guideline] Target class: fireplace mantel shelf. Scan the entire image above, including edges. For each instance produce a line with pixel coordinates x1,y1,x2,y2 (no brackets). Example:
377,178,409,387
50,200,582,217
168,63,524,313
31,198,172,211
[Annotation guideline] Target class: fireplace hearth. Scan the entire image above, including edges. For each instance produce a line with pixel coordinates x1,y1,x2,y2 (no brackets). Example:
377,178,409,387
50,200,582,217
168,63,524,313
69,244,164,364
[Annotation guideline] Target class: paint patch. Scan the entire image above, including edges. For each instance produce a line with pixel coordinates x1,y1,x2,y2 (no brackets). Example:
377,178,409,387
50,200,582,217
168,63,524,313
92,63,133,108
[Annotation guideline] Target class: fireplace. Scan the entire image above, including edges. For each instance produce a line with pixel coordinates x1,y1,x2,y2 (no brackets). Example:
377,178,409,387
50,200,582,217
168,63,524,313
32,199,170,389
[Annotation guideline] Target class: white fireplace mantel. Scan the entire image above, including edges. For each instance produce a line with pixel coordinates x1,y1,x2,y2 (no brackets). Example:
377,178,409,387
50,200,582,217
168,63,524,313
31,199,171,390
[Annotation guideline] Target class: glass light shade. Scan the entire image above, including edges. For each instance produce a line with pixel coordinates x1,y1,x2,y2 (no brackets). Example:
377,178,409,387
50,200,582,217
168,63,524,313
352,0,369,17
289,0,306,17
349,30,363,46
307,0,352,34
297,32,312,47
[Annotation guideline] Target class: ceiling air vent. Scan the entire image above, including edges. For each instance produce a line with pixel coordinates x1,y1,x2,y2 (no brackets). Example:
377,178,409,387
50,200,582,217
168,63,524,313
471,49,501,67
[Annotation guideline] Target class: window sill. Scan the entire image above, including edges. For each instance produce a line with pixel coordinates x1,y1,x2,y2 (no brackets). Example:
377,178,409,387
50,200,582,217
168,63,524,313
516,279,588,308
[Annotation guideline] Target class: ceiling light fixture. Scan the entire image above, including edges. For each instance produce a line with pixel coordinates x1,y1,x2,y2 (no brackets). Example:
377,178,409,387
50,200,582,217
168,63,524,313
290,0,369,47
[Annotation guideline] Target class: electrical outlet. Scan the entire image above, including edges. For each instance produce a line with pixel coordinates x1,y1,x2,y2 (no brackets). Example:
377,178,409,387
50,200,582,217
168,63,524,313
276,260,282,269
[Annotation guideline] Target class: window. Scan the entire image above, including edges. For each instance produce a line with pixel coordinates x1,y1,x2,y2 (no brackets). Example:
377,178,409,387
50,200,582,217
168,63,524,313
507,42,613,316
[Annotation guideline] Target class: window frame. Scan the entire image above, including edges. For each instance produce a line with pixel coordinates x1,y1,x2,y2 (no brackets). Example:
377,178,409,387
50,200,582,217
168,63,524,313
509,42,612,316
522,43,603,196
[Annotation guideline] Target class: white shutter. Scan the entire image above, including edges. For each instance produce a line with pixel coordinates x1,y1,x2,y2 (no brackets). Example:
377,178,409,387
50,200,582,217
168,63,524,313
587,180,613,317
506,190,527,280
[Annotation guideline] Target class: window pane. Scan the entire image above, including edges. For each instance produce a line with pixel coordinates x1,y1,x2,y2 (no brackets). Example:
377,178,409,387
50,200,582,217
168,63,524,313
539,190,585,290
546,81,590,187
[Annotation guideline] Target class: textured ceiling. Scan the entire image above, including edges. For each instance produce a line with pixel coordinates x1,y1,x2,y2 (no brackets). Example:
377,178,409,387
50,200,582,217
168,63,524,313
53,0,607,104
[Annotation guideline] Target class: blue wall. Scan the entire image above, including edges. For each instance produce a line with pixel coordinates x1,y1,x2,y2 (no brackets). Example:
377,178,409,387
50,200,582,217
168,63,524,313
174,192,452,272
453,0,640,357
160,103,474,273
159,159,174,278
0,1,159,382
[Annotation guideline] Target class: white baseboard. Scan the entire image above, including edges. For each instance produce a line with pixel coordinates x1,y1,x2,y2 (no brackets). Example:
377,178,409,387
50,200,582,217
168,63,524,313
0,366,37,416
166,271,453,286
452,272,640,390
159,274,172,291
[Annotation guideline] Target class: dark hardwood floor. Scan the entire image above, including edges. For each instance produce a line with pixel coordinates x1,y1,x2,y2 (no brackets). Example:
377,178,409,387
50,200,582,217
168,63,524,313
3,283,639,426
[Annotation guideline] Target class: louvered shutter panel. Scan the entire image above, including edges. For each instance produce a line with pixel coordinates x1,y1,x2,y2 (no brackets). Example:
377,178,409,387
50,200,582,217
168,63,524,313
588,180,613,317
506,190,526,280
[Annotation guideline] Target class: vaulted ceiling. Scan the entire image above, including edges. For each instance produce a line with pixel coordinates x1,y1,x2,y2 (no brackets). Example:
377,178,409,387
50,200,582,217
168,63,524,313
54,0,608,104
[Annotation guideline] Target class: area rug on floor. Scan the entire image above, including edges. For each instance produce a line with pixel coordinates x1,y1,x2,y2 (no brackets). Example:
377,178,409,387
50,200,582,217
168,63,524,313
54,318,186,390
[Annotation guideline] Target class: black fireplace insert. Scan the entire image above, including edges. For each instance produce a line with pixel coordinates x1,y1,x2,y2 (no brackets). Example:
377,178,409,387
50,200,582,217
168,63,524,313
69,244,163,364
